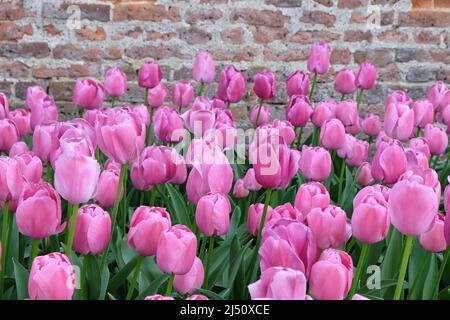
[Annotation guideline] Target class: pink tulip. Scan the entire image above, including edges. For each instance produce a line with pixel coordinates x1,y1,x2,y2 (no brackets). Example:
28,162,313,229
399,169,441,212
70,204,111,255
354,185,390,207
428,81,450,112
144,295,174,300
0,156,23,202
156,225,197,275
153,106,184,143
193,51,215,84
413,100,433,128
419,213,447,252
174,257,204,295
307,205,351,249
356,62,377,90
267,203,304,227
285,95,313,128
0,92,8,119
271,119,296,145
409,137,431,159
307,42,331,75
294,182,330,217
351,191,389,243
250,104,270,126
216,65,247,103
445,182,450,215
73,79,105,110
424,124,448,155
260,219,317,277
388,179,438,235
147,83,168,108
54,151,100,204
386,90,413,108
138,61,162,89
9,141,29,157
334,69,357,95
253,69,276,100
128,206,171,256
357,162,374,186
444,213,450,246
334,99,359,129
0,119,19,152
371,139,407,184
311,100,335,127
320,119,345,150
243,168,262,191
31,124,58,162
7,108,31,137
337,134,369,167
309,249,353,300
187,295,208,300
26,86,58,130
384,102,414,141
16,181,64,239
286,70,310,97
14,152,43,183
196,193,231,236
233,179,249,198
182,96,216,136
405,149,430,174
94,165,123,208
96,108,146,164
172,80,194,108
28,253,75,300
104,67,127,97
247,203,274,236
130,104,150,126
299,145,331,181
361,113,381,137
168,151,187,185
249,267,307,300
352,294,370,300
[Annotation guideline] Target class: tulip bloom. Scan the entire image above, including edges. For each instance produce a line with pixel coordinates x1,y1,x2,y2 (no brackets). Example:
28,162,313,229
182,97,216,136
94,165,123,208
428,81,450,112
216,65,247,103
419,213,447,253
250,104,270,126
334,99,359,129
14,152,43,184
247,203,274,236
299,146,331,181
104,67,127,97
26,86,58,130
243,168,262,191
233,179,249,198
356,62,377,90
285,95,313,128
253,69,276,100
286,70,310,97
386,90,413,107
334,69,357,95
409,137,431,159
266,203,304,227
309,249,353,300
196,193,231,237
73,79,105,110
28,253,75,300
0,119,20,152
9,141,29,157
371,140,407,184
173,257,204,295
357,162,374,186
307,42,331,75
444,213,450,246
16,181,64,239
7,108,31,137
384,102,414,141
320,119,345,150
138,61,162,89
294,182,330,217
0,156,23,202
361,113,381,137
128,206,172,256
147,83,168,108
0,92,8,119
424,124,448,155
156,225,197,275
249,267,307,300
71,204,111,255
311,100,335,127
413,100,433,128
337,135,369,167
193,51,215,84
172,80,194,108
153,106,184,143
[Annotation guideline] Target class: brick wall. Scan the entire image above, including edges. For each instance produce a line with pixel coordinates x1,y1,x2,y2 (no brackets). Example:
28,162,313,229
1,0,450,127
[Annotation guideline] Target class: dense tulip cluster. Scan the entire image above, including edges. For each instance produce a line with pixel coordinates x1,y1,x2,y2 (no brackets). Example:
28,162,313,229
0,42,448,301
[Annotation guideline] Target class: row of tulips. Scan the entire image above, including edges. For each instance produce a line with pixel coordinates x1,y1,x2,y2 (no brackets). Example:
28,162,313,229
0,42,449,300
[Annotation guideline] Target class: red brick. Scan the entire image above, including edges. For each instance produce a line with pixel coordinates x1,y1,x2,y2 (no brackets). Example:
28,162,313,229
230,8,289,27
300,11,336,27
313,0,334,7
53,44,121,61
331,48,351,65
0,60,29,79
0,1,26,20
213,48,260,62
75,26,106,41
354,49,394,67
180,27,212,45
186,8,222,24
350,10,393,25
344,30,373,42
44,24,62,36
338,0,368,8
114,3,180,22
399,11,450,27
49,81,76,101
263,48,308,62
0,42,50,59
378,30,409,43
415,31,441,44
411,0,434,8
221,28,245,44
435,0,450,8
125,45,188,60
0,22,32,41
265,0,302,6
112,27,143,40
290,30,340,44
42,3,110,22
147,31,176,41
32,64,95,79
251,26,288,44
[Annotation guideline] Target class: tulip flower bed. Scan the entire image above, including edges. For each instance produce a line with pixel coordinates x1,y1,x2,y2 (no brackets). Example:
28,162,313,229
0,42,449,301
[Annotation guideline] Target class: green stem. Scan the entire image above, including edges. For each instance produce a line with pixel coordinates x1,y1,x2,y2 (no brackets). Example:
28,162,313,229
146,107,155,146
430,155,439,169
126,255,144,300
0,201,9,297
348,243,369,298
144,88,148,107
65,203,80,258
165,273,175,296
204,237,215,288
311,125,319,147
45,163,53,183
308,72,317,101
356,88,364,108
439,153,450,182
296,127,303,150
121,169,128,234
111,96,116,108
407,251,430,300
80,254,90,300
341,93,345,101
256,189,273,248
149,187,157,206
198,236,207,259
198,81,205,96
432,247,450,299
139,191,145,206
28,239,40,269
337,158,346,205
393,235,414,300
253,98,264,129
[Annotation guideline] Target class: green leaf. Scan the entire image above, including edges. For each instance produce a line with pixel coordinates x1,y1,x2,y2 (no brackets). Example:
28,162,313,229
280,185,297,205
107,255,139,293
381,228,403,299
135,274,169,300
98,262,110,300
358,279,398,296
224,207,241,242
197,288,228,300
13,258,29,300
165,183,191,227
86,255,101,299
422,254,437,300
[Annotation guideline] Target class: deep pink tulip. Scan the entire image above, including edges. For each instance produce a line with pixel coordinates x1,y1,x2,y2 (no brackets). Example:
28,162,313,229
371,139,407,184
357,162,374,186
413,100,433,128
130,104,151,126
267,203,304,227
243,168,262,191
70,204,111,255
28,253,75,300
294,182,330,217
0,119,19,152
334,69,357,95
233,179,249,198
309,249,353,300
250,104,270,126
95,108,146,164
354,185,390,207
361,113,381,137
428,81,450,112
337,134,369,167
138,61,162,89
73,79,105,110
9,141,29,157
174,257,204,295
16,181,64,239
409,137,431,159
253,69,276,100
307,205,351,249
147,83,168,108
193,51,215,84
285,95,313,128
14,152,43,184
7,108,31,137
104,67,127,97
247,203,274,236
153,106,184,143
311,100,335,127
186,295,209,300
54,151,100,204
352,294,370,300
286,70,310,97
405,149,430,174
0,92,8,119
0,156,23,202
334,99,359,128
249,267,307,300
172,80,194,108
299,145,331,181
424,124,448,155
94,166,123,208
351,191,389,243
320,119,345,150
388,179,438,235
444,213,450,246
419,213,447,252
271,119,296,145
144,295,174,300
307,42,331,75
260,219,317,277
182,96,216,136
384,102,414,141
32,124,58,163
386,90,413,108
216,65,247,103
168,151,187,185
196,193,231,236
445,181,450,216
399,169,441,211
128,206,171,256
356,62,377,90
26,86,58,130
156,225,197,275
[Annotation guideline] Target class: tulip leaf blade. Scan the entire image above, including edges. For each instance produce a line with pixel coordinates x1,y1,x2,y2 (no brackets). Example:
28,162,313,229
165,183,191,227
12,258,29,300
107,255,139,293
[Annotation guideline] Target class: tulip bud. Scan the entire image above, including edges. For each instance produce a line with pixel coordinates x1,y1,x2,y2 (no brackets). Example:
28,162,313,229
299,146,331,181
0,156,23,202
182,96,216,136
216,65,247,103
196,193,231,237
335,99,359,129
285,95,313,128
413,99,433,128
337,134,369,167
144,295,175,300
371,140,407,184
233,179,249,198
424,124,448,155
172,80,194,108
243,168,262,191
147,83,168,108
311,100,335,127
153,106,184,143
138,61,162,89
334,69,357,95
356,62,377,90
267,203,304,227
294,182,330,217
26,86,58,130
104,67,127,97
249,104,270,127
286,70,310,97
253,69,276,100
428,81,450,112
73,79,105,110
409,137,431,159
361,113,380,137
444,213,450,246
307,42,331,75
0,119,20,152
94,166,123,208
247,203,274,237
9,141,29,157
193,51,215,84
7,108,31,137
173,257,204,295
320,119,345,150
0,92,9,119
187,295,208,300
356,162,374,186
386,90,413,108
384,102,414,141
419,213,447,252
14,152,43,184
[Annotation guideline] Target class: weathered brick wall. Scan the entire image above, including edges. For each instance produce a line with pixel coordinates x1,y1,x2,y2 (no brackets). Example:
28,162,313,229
1,0,450,126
